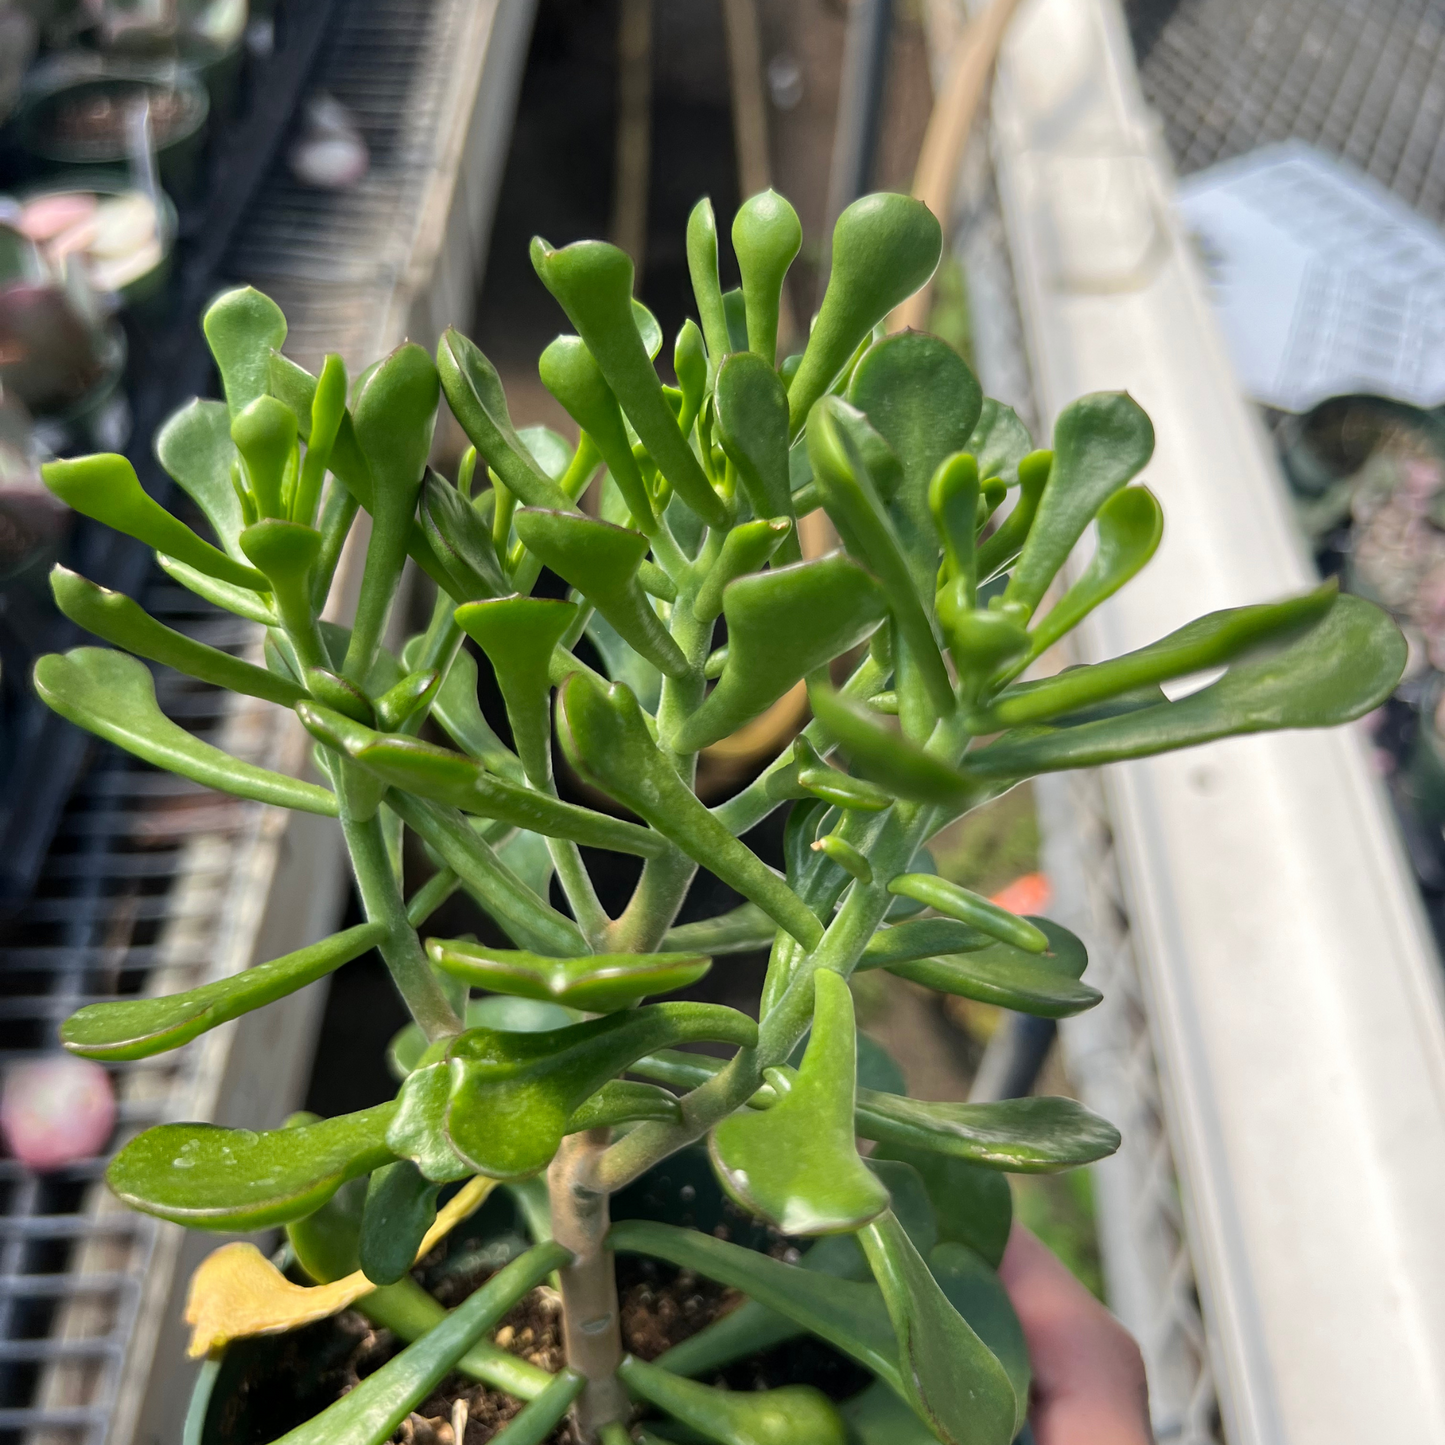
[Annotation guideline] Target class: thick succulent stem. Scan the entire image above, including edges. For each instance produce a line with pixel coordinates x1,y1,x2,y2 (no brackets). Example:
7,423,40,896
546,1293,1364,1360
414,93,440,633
548,1129,629,1440
594,801,933,1194
342,809,463,1042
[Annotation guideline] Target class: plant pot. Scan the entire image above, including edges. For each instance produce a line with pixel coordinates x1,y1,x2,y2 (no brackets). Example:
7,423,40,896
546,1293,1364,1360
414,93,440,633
182,1150,880,1445
16,56,210,203
90,0,250,120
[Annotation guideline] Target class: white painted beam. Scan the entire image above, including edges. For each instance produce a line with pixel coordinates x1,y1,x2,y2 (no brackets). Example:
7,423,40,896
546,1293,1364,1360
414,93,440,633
985,1,1445,1439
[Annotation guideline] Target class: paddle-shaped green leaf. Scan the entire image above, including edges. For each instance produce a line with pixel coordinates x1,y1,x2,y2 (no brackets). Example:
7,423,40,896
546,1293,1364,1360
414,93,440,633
975,448,1052,583
265,1242,574,1445
733,189,803,368
856,1091,1121,1172
808,398,954,715
842,1381,944,1445
1003,392,1155,616
437,328,573,511
874,913,1092,1016
50,566,305,707
155,553,277,624
1023,484,1163,661
814,832,872,882
292,352,348,526
42,454,269,592
930,1242,1031,1418
871,1143,1012,1267
539,334,656,531
930,452,980,603
231,395,298,520
620,1356,846,1445
347,343,440,675
427,941,711,1011
892,953,1099,1018
971,592,1404,778
609,1219,903,1386
455,596,578,781
441,1003,757,1178
428,644,526,781
390,795,590,958
711,971,887,1234
512,508,688,678
299,703,662,857
359,1160,439,1285
857,917,992,966
765,735,895,812
848,332,982,592
36,649,337,815
672,555,887,752
966,398,1033,485
860,1210,1018,1444
203,285,287,416
531,237,728,527
268,352,459,600
62,921,383,1061
887,874,1047,953
374,669,440,731
155,398,246,557
108,1103,397,1229
787,195,943,435
387,1063,471,1182
420,471,509,601
975,582,1338,731
240,518,325,666
687,198,732,375
675,318,708,432
559,672,824,949
655,1156,936,1378
808,682,978,811
714,354,796,536
566,1079,683,1132
691,517,793,622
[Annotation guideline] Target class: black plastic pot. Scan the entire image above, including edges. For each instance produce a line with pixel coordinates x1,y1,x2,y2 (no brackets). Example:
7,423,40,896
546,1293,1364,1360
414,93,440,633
182,1148,862,1445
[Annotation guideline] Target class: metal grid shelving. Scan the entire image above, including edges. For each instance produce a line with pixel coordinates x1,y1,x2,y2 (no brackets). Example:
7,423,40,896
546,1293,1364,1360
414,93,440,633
0,0,535,1437
1127,0,1445,212
0,583,285,1445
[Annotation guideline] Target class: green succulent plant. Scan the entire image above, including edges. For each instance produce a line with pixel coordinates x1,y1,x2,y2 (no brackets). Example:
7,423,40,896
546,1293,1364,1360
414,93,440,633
39,188,1404,1445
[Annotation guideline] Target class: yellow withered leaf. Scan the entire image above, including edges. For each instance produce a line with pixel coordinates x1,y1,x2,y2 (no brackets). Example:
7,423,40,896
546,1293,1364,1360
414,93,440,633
184,1175,494,1356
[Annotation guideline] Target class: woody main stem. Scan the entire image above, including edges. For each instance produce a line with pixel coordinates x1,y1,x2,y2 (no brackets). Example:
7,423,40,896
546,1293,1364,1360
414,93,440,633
548,1129,629,1440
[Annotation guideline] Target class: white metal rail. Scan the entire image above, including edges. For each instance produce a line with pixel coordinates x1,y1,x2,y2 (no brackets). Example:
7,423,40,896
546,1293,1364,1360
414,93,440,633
965,0,1445,1438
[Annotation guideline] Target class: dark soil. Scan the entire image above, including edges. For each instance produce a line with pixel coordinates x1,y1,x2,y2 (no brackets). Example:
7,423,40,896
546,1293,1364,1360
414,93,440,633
367,1258,744,1443
363,1246,873,1444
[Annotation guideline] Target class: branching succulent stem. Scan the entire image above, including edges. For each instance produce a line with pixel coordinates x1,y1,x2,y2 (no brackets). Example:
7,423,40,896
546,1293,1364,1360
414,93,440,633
595,801,932,1194
548,1129,629,1440
342,809,463,1041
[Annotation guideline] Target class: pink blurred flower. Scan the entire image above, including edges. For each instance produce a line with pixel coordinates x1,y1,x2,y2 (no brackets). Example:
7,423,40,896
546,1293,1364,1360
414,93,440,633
1,1055,116,1172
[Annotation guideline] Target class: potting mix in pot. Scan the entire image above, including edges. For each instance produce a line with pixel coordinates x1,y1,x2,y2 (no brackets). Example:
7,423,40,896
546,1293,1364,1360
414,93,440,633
36,189,1404,1444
